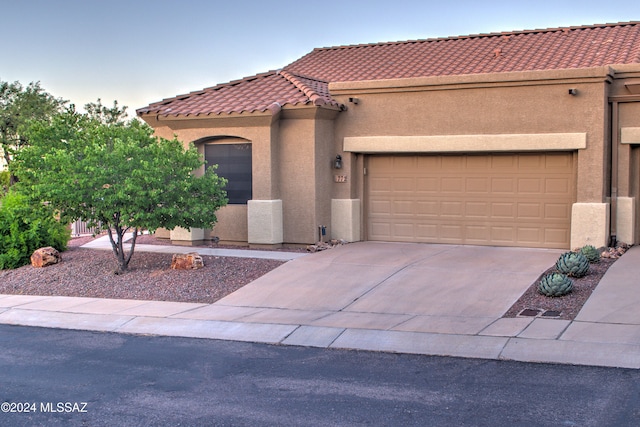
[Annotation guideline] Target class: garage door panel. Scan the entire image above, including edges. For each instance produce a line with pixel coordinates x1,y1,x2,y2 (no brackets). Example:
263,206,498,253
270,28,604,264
465,202,489,217
367,152,575,248
417,177,439,192
491,203,515,218
491,178,515,193
517,178,542,193
517,203,542,219
545,178,571,193
545,228,570,244
441,177,464,192
545,203,571,219
466,177,490,193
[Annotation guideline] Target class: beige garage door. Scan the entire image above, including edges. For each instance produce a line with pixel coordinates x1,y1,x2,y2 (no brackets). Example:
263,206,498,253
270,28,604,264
367,152,575,248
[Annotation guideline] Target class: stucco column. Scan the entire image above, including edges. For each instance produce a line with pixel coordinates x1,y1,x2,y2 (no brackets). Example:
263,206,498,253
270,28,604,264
331,199,361,242
248,200,283,244
570,203,610,249
616,197,636,245
170,227,206,246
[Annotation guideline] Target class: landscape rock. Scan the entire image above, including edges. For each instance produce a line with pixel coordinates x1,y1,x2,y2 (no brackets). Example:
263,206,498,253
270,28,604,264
30,247,61,268
601,242,631,259
171,252,204,270
306,239,348,253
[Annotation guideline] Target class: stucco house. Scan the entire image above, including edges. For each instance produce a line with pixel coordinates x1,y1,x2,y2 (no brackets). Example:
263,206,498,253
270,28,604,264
137,21,640,250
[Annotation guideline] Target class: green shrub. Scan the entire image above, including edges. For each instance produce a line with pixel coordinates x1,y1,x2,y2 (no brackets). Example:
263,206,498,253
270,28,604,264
579,244,600,263
0,171,8,197
0,191,70,269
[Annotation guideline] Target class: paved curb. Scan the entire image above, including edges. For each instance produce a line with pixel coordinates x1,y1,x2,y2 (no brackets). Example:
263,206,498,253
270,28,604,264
1,294,639,369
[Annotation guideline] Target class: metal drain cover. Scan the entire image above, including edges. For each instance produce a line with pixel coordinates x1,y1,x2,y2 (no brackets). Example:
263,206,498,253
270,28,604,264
541,310,561,317
519,308,541,317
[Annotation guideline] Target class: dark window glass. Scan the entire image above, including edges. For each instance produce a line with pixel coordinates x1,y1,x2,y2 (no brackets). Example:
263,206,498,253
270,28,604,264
204,143,252,204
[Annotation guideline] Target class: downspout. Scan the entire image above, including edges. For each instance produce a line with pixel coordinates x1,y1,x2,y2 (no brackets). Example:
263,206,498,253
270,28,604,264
610,100,619,247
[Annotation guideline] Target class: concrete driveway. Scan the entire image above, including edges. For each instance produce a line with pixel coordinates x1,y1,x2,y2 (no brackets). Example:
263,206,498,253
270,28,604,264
216,242,564,335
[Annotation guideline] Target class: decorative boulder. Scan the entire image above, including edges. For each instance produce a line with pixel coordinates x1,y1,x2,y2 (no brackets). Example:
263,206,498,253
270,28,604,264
30,247,61,268
171,252,204,270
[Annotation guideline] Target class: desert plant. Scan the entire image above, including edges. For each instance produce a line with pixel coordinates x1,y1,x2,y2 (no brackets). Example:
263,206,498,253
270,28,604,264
555,251,590,278
579,244,600,263
538,272,574,297
0,190,70,269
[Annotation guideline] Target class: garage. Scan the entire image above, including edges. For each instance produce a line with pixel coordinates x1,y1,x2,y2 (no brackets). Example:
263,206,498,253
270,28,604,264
366,152,576,249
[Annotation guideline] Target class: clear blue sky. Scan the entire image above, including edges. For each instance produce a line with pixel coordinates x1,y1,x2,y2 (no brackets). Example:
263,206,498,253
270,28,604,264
2,0,640,115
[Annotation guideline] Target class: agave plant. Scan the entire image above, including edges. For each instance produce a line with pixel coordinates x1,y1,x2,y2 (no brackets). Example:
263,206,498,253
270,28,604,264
538,272,574,297
555,251,590,278
580,244,600,263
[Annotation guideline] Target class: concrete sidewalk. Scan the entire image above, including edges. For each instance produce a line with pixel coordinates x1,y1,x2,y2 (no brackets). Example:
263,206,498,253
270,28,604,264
1,240,639,369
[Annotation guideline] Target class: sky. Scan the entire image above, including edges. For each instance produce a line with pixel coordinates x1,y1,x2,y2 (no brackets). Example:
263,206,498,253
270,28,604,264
2,0,640,116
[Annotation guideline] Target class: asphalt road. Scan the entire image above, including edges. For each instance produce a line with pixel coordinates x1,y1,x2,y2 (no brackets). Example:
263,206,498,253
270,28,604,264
1,324,639,426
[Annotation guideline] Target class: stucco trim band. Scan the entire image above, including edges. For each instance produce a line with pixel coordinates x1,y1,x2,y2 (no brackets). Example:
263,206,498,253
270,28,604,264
620,127,640,144
331,199,361,242
343,133,587,153
247,200,283,244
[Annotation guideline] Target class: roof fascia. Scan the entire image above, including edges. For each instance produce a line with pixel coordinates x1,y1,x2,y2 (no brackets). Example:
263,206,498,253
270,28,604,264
138,103,341,126
329,67,615,95
139,111,278,128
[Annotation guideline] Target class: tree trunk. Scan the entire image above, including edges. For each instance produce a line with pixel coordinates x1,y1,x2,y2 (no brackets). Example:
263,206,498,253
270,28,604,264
106,225,139,274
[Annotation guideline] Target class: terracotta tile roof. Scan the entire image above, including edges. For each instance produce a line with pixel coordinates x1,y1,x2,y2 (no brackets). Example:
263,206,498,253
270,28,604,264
285,21,640,81
137,71,339,117
138,22,640,118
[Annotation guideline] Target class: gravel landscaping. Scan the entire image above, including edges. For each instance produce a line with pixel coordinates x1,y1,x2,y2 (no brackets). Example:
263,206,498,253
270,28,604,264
0,237,286,304
503,257,617,320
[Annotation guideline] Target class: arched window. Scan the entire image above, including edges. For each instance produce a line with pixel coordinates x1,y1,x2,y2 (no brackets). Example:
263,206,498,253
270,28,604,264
203,140,252,205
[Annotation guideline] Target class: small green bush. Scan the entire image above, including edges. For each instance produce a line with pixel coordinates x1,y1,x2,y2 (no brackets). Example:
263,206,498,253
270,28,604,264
579,244,600,263
0,191,70,269
0,171,8,197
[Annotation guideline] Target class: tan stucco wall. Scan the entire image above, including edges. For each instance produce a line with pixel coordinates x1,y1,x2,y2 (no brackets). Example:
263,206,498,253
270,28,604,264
332,68,612,205
142,107,339,245
211,204,248,243
278,110,323,243
141,114,278,243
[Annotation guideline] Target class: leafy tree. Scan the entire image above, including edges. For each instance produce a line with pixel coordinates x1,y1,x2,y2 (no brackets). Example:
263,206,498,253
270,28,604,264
0,80,65,185
84,98,128,125
14,109,228,273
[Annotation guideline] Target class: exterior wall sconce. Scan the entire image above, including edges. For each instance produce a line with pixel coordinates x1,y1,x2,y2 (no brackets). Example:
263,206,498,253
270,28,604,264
568,88,578,95
334,154,343,169
348,97,359,105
